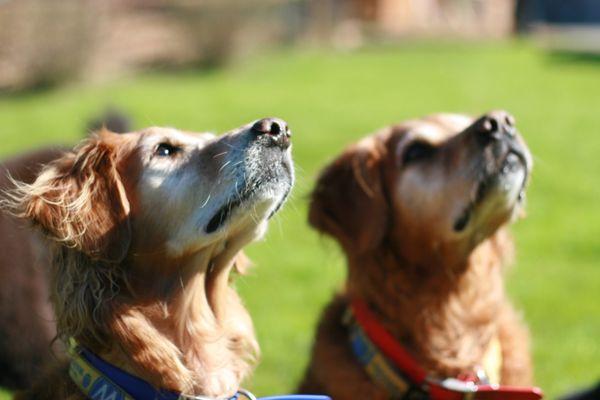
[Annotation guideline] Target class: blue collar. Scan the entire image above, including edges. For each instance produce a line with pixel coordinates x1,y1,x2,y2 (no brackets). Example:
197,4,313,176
69,340,330,400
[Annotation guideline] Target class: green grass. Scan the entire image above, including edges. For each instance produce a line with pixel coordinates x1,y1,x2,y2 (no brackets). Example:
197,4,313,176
1,41,598,399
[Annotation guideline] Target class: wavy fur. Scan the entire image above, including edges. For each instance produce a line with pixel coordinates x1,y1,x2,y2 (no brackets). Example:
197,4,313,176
4,128,264,399
300,113,534,399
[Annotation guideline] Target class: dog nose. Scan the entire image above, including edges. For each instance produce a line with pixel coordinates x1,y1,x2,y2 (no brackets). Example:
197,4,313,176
251,117,291,149
473,110,516,145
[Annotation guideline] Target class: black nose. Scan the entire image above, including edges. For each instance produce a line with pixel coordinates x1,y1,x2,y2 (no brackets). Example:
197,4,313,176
251,117,291,149
473,110,516,145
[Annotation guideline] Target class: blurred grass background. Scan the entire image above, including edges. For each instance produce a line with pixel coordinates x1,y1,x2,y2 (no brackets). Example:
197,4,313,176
0,41,598,398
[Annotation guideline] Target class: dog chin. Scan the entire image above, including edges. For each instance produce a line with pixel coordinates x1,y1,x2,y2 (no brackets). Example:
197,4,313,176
205,166,293,236
486,153,528,209
239,181,291,219
453,157,527,234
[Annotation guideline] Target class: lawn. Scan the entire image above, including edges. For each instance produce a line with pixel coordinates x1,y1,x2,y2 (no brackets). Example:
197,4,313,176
0,41,598,399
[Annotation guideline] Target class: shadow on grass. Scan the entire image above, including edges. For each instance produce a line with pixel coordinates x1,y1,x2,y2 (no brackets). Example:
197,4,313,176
547,50,600,65
0,80,61,100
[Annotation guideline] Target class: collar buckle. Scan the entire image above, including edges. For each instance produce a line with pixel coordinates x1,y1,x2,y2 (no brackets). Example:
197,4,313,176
236,389,258,400
178,390,256,400
433,377,478,393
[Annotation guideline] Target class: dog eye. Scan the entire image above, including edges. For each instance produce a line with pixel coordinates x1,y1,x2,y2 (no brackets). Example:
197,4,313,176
403,141,435,164
155,143,181,157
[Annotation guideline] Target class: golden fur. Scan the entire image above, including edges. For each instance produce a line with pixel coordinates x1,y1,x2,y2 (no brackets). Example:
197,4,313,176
4,120,293,399
300,112,534,398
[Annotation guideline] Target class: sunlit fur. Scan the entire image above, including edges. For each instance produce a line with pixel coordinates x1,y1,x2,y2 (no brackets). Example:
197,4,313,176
300,112,534,399
3,123,293,399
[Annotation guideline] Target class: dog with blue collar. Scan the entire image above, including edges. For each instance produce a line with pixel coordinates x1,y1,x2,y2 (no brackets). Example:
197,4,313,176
69,340,329,400
6,119,304,399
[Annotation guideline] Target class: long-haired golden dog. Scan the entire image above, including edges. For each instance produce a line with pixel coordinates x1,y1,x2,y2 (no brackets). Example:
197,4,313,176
300,111,539,399
4,118,294,399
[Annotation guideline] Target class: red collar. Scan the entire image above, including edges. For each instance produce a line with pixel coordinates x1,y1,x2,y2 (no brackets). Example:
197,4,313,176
348,299,544,400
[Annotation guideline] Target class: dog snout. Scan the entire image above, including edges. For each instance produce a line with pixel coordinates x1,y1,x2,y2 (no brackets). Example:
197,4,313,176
471,110,516,146
251,117,291,149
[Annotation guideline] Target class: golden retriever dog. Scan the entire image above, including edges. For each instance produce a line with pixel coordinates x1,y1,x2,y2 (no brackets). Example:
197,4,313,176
3,117,293,399
299,111,542,399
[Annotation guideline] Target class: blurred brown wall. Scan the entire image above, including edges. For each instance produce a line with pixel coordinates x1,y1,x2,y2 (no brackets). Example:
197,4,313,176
0,0,342,91
356,0,515,37
0,0,516,91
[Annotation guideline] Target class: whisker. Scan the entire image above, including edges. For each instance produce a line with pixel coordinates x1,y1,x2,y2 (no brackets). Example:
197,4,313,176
213,151,229,159
223,143,243,151
201,193,212,208
218,160,232,173
530,153,547,168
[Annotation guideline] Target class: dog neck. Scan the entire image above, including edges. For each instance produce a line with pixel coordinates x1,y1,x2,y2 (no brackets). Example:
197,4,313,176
52,238,258,398
346,234,508,378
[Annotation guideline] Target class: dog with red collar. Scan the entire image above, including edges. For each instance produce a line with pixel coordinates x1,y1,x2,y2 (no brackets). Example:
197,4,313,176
299,112,543,399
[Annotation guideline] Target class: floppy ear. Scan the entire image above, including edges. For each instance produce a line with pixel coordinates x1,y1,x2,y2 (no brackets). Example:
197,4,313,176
309,139,389,254
7,130,131,263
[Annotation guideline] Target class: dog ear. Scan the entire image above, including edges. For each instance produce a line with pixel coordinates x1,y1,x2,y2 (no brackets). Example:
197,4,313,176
9,130,132,263
309,138,389,254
